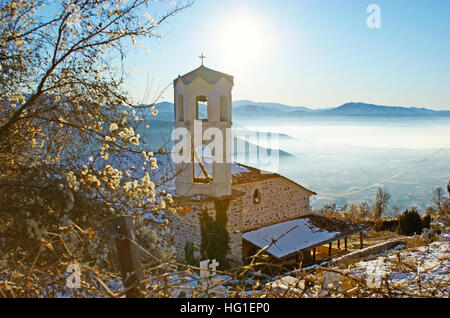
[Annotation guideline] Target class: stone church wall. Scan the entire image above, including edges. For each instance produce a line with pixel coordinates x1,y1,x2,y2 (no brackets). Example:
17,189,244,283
168,196,243,267
167,201,204,262
233,177,312,232
169,177,312,266
225,197,243,266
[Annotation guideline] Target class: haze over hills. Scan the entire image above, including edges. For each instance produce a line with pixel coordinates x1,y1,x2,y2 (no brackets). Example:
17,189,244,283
232,101,450,117
232,100,312,115
135,100,450,212
151,100,450,118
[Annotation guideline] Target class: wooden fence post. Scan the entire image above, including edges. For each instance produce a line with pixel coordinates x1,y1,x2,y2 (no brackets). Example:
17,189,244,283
113,215,144,298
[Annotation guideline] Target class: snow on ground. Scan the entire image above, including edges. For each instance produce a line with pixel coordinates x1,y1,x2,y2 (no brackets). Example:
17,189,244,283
143,273,231,297
441,233,450,242
347,240,449,296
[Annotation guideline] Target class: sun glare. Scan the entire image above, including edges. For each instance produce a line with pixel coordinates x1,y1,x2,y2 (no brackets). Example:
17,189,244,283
218,15,268,70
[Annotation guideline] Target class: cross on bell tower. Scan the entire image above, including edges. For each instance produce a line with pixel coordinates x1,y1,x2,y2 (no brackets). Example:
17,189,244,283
199,53,206,65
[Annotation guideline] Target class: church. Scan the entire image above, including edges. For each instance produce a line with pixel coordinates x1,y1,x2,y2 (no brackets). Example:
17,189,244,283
165,61,359,268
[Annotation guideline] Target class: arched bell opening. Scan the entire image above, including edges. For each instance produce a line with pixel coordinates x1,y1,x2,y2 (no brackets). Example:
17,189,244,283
196,95,208,121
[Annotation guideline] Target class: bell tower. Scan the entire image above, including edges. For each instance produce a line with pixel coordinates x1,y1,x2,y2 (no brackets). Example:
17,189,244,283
173,60,233,198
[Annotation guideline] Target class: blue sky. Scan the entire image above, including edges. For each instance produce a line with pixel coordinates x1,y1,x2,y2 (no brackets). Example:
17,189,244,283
126,0,450,110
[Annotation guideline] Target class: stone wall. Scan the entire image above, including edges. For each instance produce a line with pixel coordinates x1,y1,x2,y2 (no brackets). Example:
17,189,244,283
169,176,313,266
169,195,243,267
226,197,243,266
329,238,406,265
233,177,312,232
167,201,204,262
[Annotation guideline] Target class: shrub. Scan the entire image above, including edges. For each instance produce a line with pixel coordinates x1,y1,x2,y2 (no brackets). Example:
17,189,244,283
373,219,383,231
373,219,398,232
200,199,230,269
422,214,431,229
184,241,198,266
397,208,423,236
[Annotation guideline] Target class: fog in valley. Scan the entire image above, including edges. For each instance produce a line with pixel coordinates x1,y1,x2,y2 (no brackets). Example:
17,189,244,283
233,116,450,214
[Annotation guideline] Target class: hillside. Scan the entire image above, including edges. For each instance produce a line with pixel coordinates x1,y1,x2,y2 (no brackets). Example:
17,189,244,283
151,100,450,118
315,102,450,117
233,101,450,117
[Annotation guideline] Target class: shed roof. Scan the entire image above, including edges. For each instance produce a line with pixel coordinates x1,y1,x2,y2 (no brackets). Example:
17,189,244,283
242,214,364,259
174,65,234,86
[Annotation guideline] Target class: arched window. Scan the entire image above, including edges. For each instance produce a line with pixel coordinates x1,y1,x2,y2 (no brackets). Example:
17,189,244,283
253,189,261,204
176,94,184,121
196,95,208,120
219,95,229,122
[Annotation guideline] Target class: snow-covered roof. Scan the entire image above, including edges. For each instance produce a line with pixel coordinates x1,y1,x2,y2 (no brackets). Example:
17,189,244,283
242,215,362,259
174,65,234,86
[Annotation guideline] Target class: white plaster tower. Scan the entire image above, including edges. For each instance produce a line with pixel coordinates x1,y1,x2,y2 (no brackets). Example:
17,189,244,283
173,58,233,197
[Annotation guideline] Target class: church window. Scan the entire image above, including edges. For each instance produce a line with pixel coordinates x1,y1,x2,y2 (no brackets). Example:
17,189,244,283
253,189,261,204
196,95,208,121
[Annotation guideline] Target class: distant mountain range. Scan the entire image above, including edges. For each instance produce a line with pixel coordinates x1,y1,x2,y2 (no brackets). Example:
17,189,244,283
232,100,313,115
150,100,450,118
232,100,450,117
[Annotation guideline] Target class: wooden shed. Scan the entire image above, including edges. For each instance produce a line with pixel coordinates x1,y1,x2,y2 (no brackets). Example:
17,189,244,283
242,214,366,273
